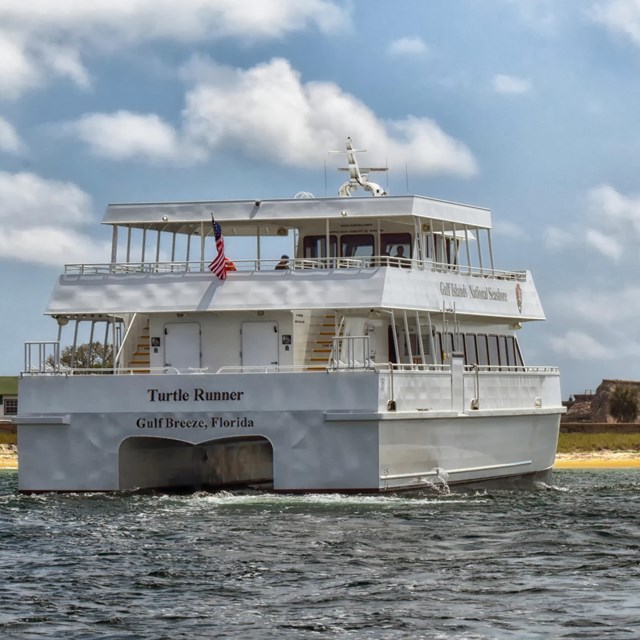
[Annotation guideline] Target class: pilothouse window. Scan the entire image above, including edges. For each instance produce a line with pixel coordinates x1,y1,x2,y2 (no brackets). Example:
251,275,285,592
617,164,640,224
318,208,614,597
381,233,411,259
341,234,374,260
303,235,337,260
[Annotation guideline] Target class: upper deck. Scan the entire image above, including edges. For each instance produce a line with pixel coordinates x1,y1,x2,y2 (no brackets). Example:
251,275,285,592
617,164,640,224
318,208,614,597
103,194,492,233
46,185,541,321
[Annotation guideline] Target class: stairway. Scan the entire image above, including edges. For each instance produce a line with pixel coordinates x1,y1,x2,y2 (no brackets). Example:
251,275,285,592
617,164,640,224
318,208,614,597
128,321,150,373
304,312,341,371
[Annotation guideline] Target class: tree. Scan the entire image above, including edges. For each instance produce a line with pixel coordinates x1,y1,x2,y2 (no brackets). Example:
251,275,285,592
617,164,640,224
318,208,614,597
609,385,638,423
47,342,114,370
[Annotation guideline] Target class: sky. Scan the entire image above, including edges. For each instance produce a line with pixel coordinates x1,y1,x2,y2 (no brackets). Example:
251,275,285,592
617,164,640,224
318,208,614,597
1,0,640,397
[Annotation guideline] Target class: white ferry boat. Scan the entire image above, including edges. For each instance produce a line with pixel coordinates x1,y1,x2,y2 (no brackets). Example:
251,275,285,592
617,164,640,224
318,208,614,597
16,139,564,493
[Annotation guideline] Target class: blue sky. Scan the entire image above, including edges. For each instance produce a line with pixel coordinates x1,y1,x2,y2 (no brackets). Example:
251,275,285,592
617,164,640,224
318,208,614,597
2,0,640,397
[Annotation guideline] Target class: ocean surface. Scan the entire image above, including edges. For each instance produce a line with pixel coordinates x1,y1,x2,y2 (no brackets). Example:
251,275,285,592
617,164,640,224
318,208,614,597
1,470,639,640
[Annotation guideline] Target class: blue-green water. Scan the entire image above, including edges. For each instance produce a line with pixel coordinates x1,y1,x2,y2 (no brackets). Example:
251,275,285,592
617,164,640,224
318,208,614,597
1,469,639,639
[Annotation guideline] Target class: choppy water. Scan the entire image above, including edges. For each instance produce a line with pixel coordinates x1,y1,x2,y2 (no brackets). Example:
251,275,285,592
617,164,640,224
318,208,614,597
1,470,639,639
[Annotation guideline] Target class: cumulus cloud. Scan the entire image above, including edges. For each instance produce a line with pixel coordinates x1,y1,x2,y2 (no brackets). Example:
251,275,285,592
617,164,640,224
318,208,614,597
0,0,348,99
60,111,204,164
0,34,40,99
59,57,477,175
549,330,612,360
388,37,428,57
545,184,640,262
493,220,526,239
0,116,25,154
585,228,622,261
492,74,532,95
590,0,640,46
182,57,476,175
543,225,575,251
550,284,640,326
0,171,109,266
588,184,640,233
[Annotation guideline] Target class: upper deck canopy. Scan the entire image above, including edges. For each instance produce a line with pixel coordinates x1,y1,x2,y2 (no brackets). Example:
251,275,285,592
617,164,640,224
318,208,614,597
103,195,492,235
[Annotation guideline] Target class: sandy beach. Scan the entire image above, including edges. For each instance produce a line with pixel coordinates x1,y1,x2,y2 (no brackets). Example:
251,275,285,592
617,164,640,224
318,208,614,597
554,451,640,469
0,444,17,469
1,443,639,471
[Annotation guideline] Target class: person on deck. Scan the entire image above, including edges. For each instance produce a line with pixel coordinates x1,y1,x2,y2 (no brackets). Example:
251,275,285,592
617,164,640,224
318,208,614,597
275,255,289,270
393,246,411,268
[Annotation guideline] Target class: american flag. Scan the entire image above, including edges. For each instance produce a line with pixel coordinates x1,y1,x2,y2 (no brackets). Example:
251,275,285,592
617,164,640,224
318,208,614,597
208,220,227,280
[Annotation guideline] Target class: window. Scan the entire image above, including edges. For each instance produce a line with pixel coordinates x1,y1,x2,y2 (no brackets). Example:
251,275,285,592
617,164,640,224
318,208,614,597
303,235,337,260
340,234,374,261
434,332,443,364
464,334,478,365
498,335,508,368
3,398,17,416
381,233,412,263
476,335,489,366
488,335,500,366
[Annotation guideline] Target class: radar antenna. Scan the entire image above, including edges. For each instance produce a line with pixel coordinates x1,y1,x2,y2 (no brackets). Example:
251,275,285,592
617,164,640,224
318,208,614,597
329,137,388,197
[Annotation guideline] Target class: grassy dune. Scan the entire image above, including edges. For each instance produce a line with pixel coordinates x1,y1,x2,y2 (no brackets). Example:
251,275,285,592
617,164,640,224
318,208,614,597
557,432,640,453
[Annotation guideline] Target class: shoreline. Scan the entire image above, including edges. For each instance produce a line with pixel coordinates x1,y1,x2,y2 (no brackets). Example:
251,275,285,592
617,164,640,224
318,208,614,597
553,451,640,469
2,446,640,471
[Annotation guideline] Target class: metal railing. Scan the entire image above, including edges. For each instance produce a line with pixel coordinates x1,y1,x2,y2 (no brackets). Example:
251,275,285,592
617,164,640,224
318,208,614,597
63,257,527,281
23,341,60,374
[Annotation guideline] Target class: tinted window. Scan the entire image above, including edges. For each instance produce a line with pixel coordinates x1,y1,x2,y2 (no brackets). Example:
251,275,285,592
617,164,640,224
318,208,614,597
303,235,337,260
477,335,489,366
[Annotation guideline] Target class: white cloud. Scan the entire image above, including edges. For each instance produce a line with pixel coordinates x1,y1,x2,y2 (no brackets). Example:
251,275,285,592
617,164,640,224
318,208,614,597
551,284,640,326
61,57,477,175
543,225,575,250
0,0,349,99
0,117,25,154
549,330,612,360
588,184,640,233
0,226,110,267
388,37,428,57
590,0,640,46
585,228,622,261
504,0,559,33
492,74,532,95
493,220,526,239
61,111,204,164
182,57,477,176
545,184,640,262
0,34,40,99
0,171,108,266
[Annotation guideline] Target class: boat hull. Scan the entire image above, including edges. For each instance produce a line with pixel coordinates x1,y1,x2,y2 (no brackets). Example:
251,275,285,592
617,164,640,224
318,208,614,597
16,372,562,493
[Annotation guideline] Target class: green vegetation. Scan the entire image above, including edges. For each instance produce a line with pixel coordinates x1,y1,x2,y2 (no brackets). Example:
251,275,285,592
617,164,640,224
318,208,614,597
609,385,639,423
47,342,114,369
557,432,640,453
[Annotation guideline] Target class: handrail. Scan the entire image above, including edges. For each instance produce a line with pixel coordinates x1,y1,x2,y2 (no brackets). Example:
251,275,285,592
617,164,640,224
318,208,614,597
329,335,371,370
114,312,143,369
19,360,560,376
63,257,527,281
23,341,60,374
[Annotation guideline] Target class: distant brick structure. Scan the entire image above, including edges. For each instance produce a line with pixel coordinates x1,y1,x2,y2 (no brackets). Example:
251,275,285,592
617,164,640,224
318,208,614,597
563,379,640,427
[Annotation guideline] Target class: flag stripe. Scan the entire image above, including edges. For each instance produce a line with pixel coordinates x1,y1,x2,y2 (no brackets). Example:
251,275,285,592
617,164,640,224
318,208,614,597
208,222,227,280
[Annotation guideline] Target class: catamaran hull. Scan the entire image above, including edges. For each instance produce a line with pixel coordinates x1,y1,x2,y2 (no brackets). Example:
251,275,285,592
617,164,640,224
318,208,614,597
16,372,562,493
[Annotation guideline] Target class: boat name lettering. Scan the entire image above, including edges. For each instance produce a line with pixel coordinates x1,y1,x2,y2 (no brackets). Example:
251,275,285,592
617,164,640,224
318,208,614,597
440,282,508,302
147,388,245,402
136,416,255,429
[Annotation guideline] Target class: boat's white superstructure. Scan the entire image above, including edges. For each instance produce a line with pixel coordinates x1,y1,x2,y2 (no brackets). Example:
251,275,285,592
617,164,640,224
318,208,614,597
16,141,564,492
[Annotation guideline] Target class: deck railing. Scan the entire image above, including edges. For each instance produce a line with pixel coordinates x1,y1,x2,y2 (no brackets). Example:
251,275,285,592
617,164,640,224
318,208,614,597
63,257,527,281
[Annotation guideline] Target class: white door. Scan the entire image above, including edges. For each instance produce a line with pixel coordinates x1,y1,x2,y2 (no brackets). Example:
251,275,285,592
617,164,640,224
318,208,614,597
242,322,279,367
164,323,201,371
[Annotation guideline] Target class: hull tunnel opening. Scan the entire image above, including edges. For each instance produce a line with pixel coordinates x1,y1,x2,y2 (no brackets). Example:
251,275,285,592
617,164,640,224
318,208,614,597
118,435,274,492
